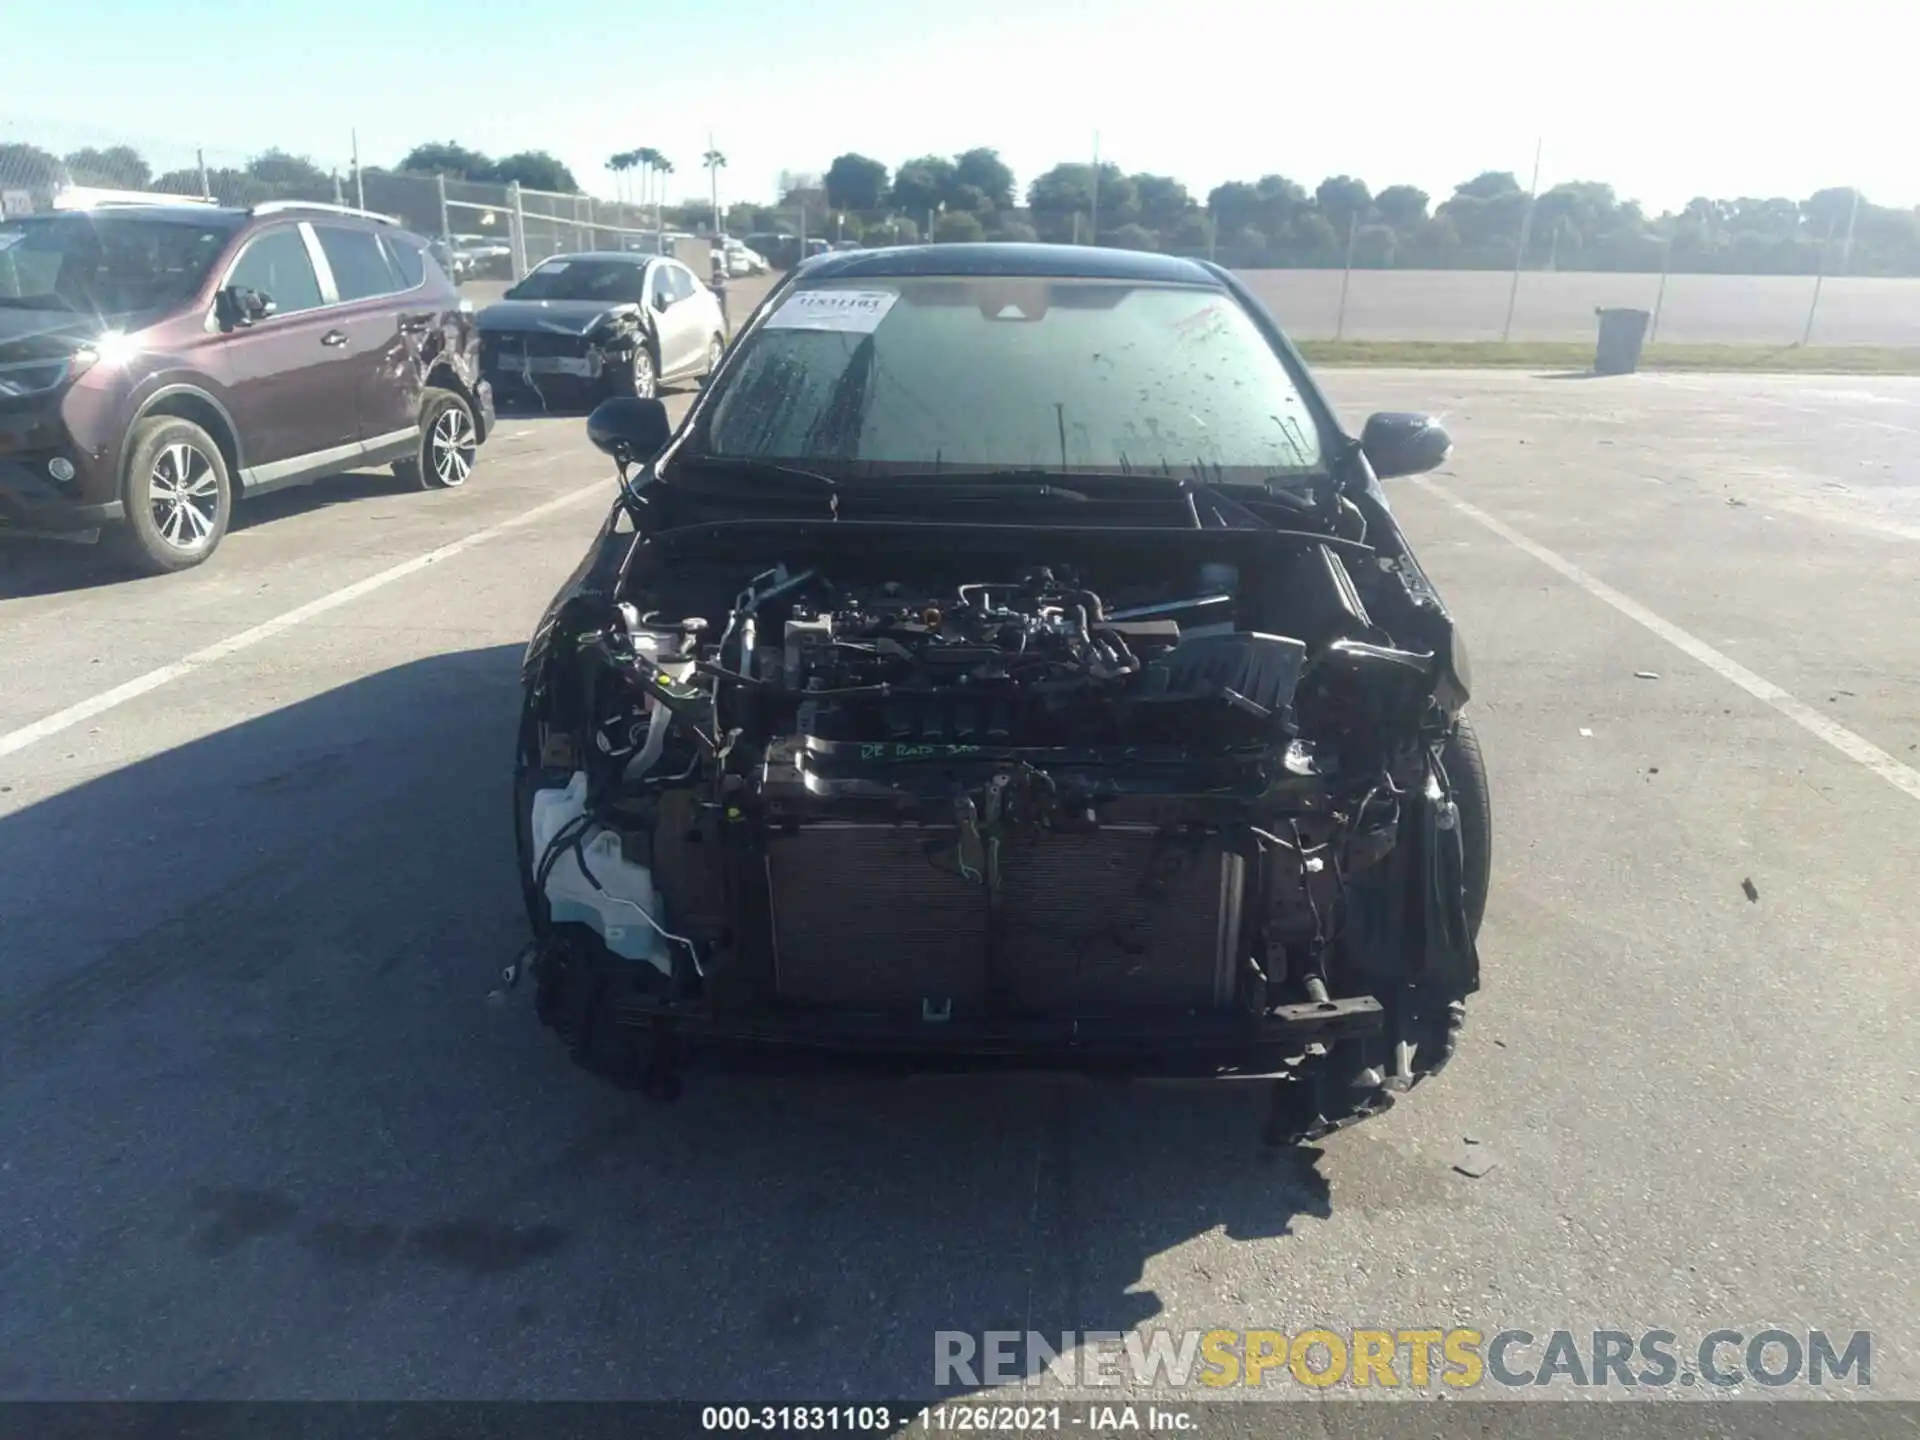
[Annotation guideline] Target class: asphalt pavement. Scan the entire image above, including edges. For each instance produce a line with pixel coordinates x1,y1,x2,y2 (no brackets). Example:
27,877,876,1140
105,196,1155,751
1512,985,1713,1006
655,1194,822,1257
1,368,1917,1408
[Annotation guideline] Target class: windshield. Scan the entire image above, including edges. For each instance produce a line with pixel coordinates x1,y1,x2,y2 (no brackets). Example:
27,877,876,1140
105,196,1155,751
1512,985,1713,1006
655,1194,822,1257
0,214,237,317
693,276,1325,484
505,257,648,303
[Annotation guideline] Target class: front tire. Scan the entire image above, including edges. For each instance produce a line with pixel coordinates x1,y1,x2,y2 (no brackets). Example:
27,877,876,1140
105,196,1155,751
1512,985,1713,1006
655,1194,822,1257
106,416,232,575
1441,712,1493,940
392,387,478,491
613,344,658,400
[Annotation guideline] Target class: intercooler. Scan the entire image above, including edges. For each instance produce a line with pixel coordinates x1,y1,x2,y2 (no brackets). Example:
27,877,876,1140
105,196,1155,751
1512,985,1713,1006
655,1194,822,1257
764,822,1243,1017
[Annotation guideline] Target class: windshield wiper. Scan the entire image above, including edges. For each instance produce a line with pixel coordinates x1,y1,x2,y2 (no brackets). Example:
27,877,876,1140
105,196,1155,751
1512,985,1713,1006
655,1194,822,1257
677,455,844,491
674,458,1090,508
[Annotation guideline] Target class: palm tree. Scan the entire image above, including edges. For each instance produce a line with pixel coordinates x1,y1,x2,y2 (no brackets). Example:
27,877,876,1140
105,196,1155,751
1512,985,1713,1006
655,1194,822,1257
703,145,727,237
607,151,635,204
654,157,675,235
634,147,662,226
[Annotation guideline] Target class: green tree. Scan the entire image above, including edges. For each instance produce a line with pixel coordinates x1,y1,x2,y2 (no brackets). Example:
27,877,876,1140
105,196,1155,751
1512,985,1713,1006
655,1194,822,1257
952,148,1015,210
1313,175,1372,236
890,156,956,215
1438,172,1529,249
1166,212,1213,250
64,145,150,189
1287,213,1340,254
991,219,1038,243
1130,173,1192,235
1455,170,1522,201
157,166,273,206
1729,197,1800,239
247,149,331,194
1092,164,1139,231
933,210,985,243
1027,163,1095,241
947,183,992,215
1252,175,1308,235
398,141,492,178
484,151,579,193
1109,222,1157,252
1533,180,1627,256
1801,186,1858,236
151,168,206,198
825,152,889,212
1413,214,1459,254
0,143,67,189
1373,184,1430,233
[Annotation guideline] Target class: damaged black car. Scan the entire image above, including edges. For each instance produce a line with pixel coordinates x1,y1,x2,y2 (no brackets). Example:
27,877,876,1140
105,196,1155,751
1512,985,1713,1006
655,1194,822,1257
478,251,727,403
512,244,1489,1143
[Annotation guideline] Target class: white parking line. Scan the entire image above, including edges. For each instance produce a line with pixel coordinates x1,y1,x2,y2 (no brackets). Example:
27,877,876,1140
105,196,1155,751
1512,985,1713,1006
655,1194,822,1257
1414,478,1920,804
0,483,608,762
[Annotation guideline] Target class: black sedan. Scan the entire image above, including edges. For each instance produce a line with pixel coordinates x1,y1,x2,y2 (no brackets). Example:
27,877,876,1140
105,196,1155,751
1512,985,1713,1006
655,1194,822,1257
511,243,1489,1143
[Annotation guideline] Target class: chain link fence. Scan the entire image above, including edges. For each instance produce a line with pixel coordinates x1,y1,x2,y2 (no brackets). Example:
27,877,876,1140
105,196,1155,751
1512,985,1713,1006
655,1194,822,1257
7,117,1915,346
1,118,710,284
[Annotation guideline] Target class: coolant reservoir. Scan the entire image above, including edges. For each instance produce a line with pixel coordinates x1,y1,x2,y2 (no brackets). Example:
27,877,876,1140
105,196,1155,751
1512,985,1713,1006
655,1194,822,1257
529,771,670,974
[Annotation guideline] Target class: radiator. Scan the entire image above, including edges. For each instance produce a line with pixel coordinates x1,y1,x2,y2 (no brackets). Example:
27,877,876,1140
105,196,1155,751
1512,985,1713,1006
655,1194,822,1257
765,822,1242,1017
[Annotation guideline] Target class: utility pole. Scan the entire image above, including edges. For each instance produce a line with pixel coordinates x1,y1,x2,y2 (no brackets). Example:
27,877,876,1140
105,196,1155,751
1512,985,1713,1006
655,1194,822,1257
1839,186,1862,276
351,129,365,210
1335,210,1359,341
196,148,210,201
1803,218,1837,346
1649,234,1672,343
1089,131,1100,245
1501,136,1542,343
707,130,721,238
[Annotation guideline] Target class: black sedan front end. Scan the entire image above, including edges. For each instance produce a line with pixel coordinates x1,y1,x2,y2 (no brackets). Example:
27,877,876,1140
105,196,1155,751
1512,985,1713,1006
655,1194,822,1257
510,245,1490,1143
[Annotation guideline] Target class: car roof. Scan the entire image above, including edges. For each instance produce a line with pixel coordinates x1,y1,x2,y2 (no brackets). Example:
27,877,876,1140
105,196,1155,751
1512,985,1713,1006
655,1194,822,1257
8,205,247,226
792,242,1222,286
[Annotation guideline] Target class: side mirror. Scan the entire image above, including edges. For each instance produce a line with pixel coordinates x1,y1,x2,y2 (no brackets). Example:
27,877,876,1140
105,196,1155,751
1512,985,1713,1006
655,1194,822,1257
217,286,275,328
587,396,672,466
1360,412,1452,479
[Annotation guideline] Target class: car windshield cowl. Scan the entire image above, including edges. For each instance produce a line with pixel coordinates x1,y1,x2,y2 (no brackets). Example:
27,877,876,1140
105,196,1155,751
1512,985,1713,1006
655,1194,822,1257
664,456,1340,530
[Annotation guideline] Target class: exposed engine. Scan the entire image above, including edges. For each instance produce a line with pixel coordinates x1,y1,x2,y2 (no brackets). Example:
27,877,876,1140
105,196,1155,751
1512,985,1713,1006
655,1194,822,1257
519,524,1480,1138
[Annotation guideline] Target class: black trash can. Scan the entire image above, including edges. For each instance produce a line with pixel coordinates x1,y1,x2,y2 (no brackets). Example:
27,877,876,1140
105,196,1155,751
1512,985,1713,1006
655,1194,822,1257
1593,307,1651,375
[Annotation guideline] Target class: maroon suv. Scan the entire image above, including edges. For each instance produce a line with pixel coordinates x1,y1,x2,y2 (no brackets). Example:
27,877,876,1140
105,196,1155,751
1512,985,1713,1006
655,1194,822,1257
0,198,494,573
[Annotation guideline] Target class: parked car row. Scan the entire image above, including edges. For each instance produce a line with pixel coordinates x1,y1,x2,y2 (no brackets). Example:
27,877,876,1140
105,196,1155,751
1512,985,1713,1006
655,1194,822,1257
740,233,837,270
718,237,769,277
0,195,495,573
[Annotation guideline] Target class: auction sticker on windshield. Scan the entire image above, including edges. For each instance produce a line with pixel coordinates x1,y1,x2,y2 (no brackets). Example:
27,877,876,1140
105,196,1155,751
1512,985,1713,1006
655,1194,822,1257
764,289,898,333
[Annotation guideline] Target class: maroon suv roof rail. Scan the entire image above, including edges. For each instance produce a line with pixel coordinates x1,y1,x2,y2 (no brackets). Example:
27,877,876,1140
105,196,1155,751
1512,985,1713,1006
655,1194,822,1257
248,200,400,226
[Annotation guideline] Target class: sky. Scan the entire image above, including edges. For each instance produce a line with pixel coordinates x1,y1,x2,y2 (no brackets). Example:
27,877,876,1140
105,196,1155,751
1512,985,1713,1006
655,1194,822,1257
7,0,1916,214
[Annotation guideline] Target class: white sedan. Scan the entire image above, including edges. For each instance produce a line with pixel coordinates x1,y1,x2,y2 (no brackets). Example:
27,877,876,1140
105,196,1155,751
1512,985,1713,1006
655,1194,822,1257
476,252,728,400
